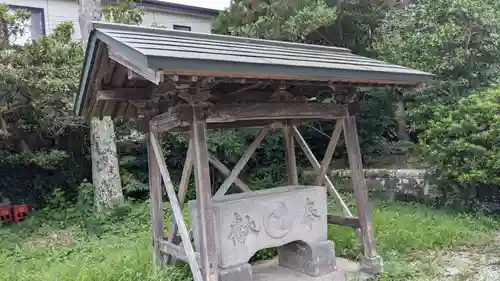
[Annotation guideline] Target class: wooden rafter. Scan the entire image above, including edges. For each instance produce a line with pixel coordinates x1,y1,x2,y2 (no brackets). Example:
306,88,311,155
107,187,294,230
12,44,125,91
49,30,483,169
214,127,270,197
101,63,128,117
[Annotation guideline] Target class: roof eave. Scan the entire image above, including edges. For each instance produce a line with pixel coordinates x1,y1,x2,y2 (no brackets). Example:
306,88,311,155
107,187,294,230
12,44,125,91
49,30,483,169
75,31,99,117
75,28,150,117
146,55,434,87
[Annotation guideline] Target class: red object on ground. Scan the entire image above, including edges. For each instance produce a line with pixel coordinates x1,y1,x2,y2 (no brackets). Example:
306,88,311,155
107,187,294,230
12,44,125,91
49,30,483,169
13,204,29,223
0,207,12,222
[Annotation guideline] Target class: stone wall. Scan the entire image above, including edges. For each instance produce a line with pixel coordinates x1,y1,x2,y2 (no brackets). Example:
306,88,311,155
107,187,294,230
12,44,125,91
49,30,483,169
329,169,440,201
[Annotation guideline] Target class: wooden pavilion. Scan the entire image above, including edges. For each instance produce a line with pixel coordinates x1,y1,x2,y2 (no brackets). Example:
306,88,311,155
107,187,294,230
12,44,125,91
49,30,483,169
75,22,434,281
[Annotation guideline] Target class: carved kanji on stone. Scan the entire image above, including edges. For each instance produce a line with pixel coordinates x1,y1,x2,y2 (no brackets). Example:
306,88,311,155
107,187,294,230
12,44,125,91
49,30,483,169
228,212,260,245
302,197,321,229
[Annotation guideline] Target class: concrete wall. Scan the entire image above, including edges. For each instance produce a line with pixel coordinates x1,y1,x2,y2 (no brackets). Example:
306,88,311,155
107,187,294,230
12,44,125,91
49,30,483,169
329,169,440,201
4,0,214,42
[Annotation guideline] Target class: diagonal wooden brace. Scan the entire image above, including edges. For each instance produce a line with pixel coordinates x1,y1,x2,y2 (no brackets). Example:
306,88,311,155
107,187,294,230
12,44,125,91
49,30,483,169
214,127,270,197
166,138,194,264
150,132,203,281
292,126,352,217
208,153,251,192
316,120,343,186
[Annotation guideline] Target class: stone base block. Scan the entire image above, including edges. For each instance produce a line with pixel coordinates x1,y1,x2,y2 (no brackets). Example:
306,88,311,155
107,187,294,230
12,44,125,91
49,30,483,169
360,255,384,274
219,263,253,281
278,240,336,277
253,258,345,281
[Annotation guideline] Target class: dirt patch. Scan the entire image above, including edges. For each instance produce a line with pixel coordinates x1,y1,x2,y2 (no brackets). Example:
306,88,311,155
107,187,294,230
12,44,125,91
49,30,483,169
24,228,77,248
430,233,500,281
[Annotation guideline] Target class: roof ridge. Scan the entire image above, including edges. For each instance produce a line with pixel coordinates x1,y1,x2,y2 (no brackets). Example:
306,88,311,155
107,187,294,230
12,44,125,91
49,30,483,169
91,21,353,54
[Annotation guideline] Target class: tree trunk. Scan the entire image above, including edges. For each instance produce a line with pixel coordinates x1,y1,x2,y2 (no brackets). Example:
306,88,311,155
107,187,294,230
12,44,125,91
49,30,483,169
395,91,410,141
79,0,124,211
90,117,124,210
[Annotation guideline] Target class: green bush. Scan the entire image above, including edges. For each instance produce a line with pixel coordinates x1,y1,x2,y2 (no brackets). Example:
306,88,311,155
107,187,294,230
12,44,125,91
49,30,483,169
419,87,500,202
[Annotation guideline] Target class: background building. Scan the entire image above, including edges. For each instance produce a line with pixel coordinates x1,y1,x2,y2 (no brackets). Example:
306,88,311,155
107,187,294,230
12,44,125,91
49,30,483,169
3,0,219,44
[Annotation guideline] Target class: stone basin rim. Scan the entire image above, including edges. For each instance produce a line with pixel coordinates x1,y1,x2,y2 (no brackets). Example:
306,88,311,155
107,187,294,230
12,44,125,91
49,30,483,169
212,185,325,203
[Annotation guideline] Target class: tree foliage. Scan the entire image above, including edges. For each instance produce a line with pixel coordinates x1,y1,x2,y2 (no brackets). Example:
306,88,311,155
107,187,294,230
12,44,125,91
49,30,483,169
374,0,500,129
214,0,337,41
0,4,30,48
419,88,500,201
103,0,145,25
0,7,84,157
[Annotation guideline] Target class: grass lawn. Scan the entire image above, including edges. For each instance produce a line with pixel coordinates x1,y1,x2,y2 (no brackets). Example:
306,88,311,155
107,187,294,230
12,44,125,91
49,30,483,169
0,199,497,281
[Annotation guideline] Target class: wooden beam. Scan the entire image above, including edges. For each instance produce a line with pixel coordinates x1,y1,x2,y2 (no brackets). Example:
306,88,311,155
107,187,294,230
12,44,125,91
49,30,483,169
147,131,164,267
343,116,379,261
150,108,191,133
159,239,200,264
316,120,343,186
97,88,151,102
292,126,352,217
209,102,348,123
214,127,270,197
172,119,281,132
166,138,194,264
109,48,162,84
191,106,218,281
327,214,361,229
149,132,203,281
283,123,298,185
101,63,128,117
208,153,251,193
151,102,336,133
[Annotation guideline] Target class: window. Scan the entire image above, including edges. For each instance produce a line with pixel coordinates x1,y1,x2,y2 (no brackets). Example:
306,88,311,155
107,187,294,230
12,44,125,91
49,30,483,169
8,5,45,45
173,25,191,32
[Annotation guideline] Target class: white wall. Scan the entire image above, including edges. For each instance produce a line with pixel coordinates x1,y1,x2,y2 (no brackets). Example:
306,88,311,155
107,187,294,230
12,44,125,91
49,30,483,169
142,9,213,33
3,0,81,40
2,0,214,41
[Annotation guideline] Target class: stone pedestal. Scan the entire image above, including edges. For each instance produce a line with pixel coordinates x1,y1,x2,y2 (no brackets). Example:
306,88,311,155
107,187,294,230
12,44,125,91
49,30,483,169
278,240,337,277
189,185,344,281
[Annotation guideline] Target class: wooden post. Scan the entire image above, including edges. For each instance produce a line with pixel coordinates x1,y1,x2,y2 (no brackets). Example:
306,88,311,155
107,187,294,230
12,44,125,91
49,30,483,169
343,116,383,274
191,106,218,281
283,122,299,185
150,132,203,281
147,131,164,267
